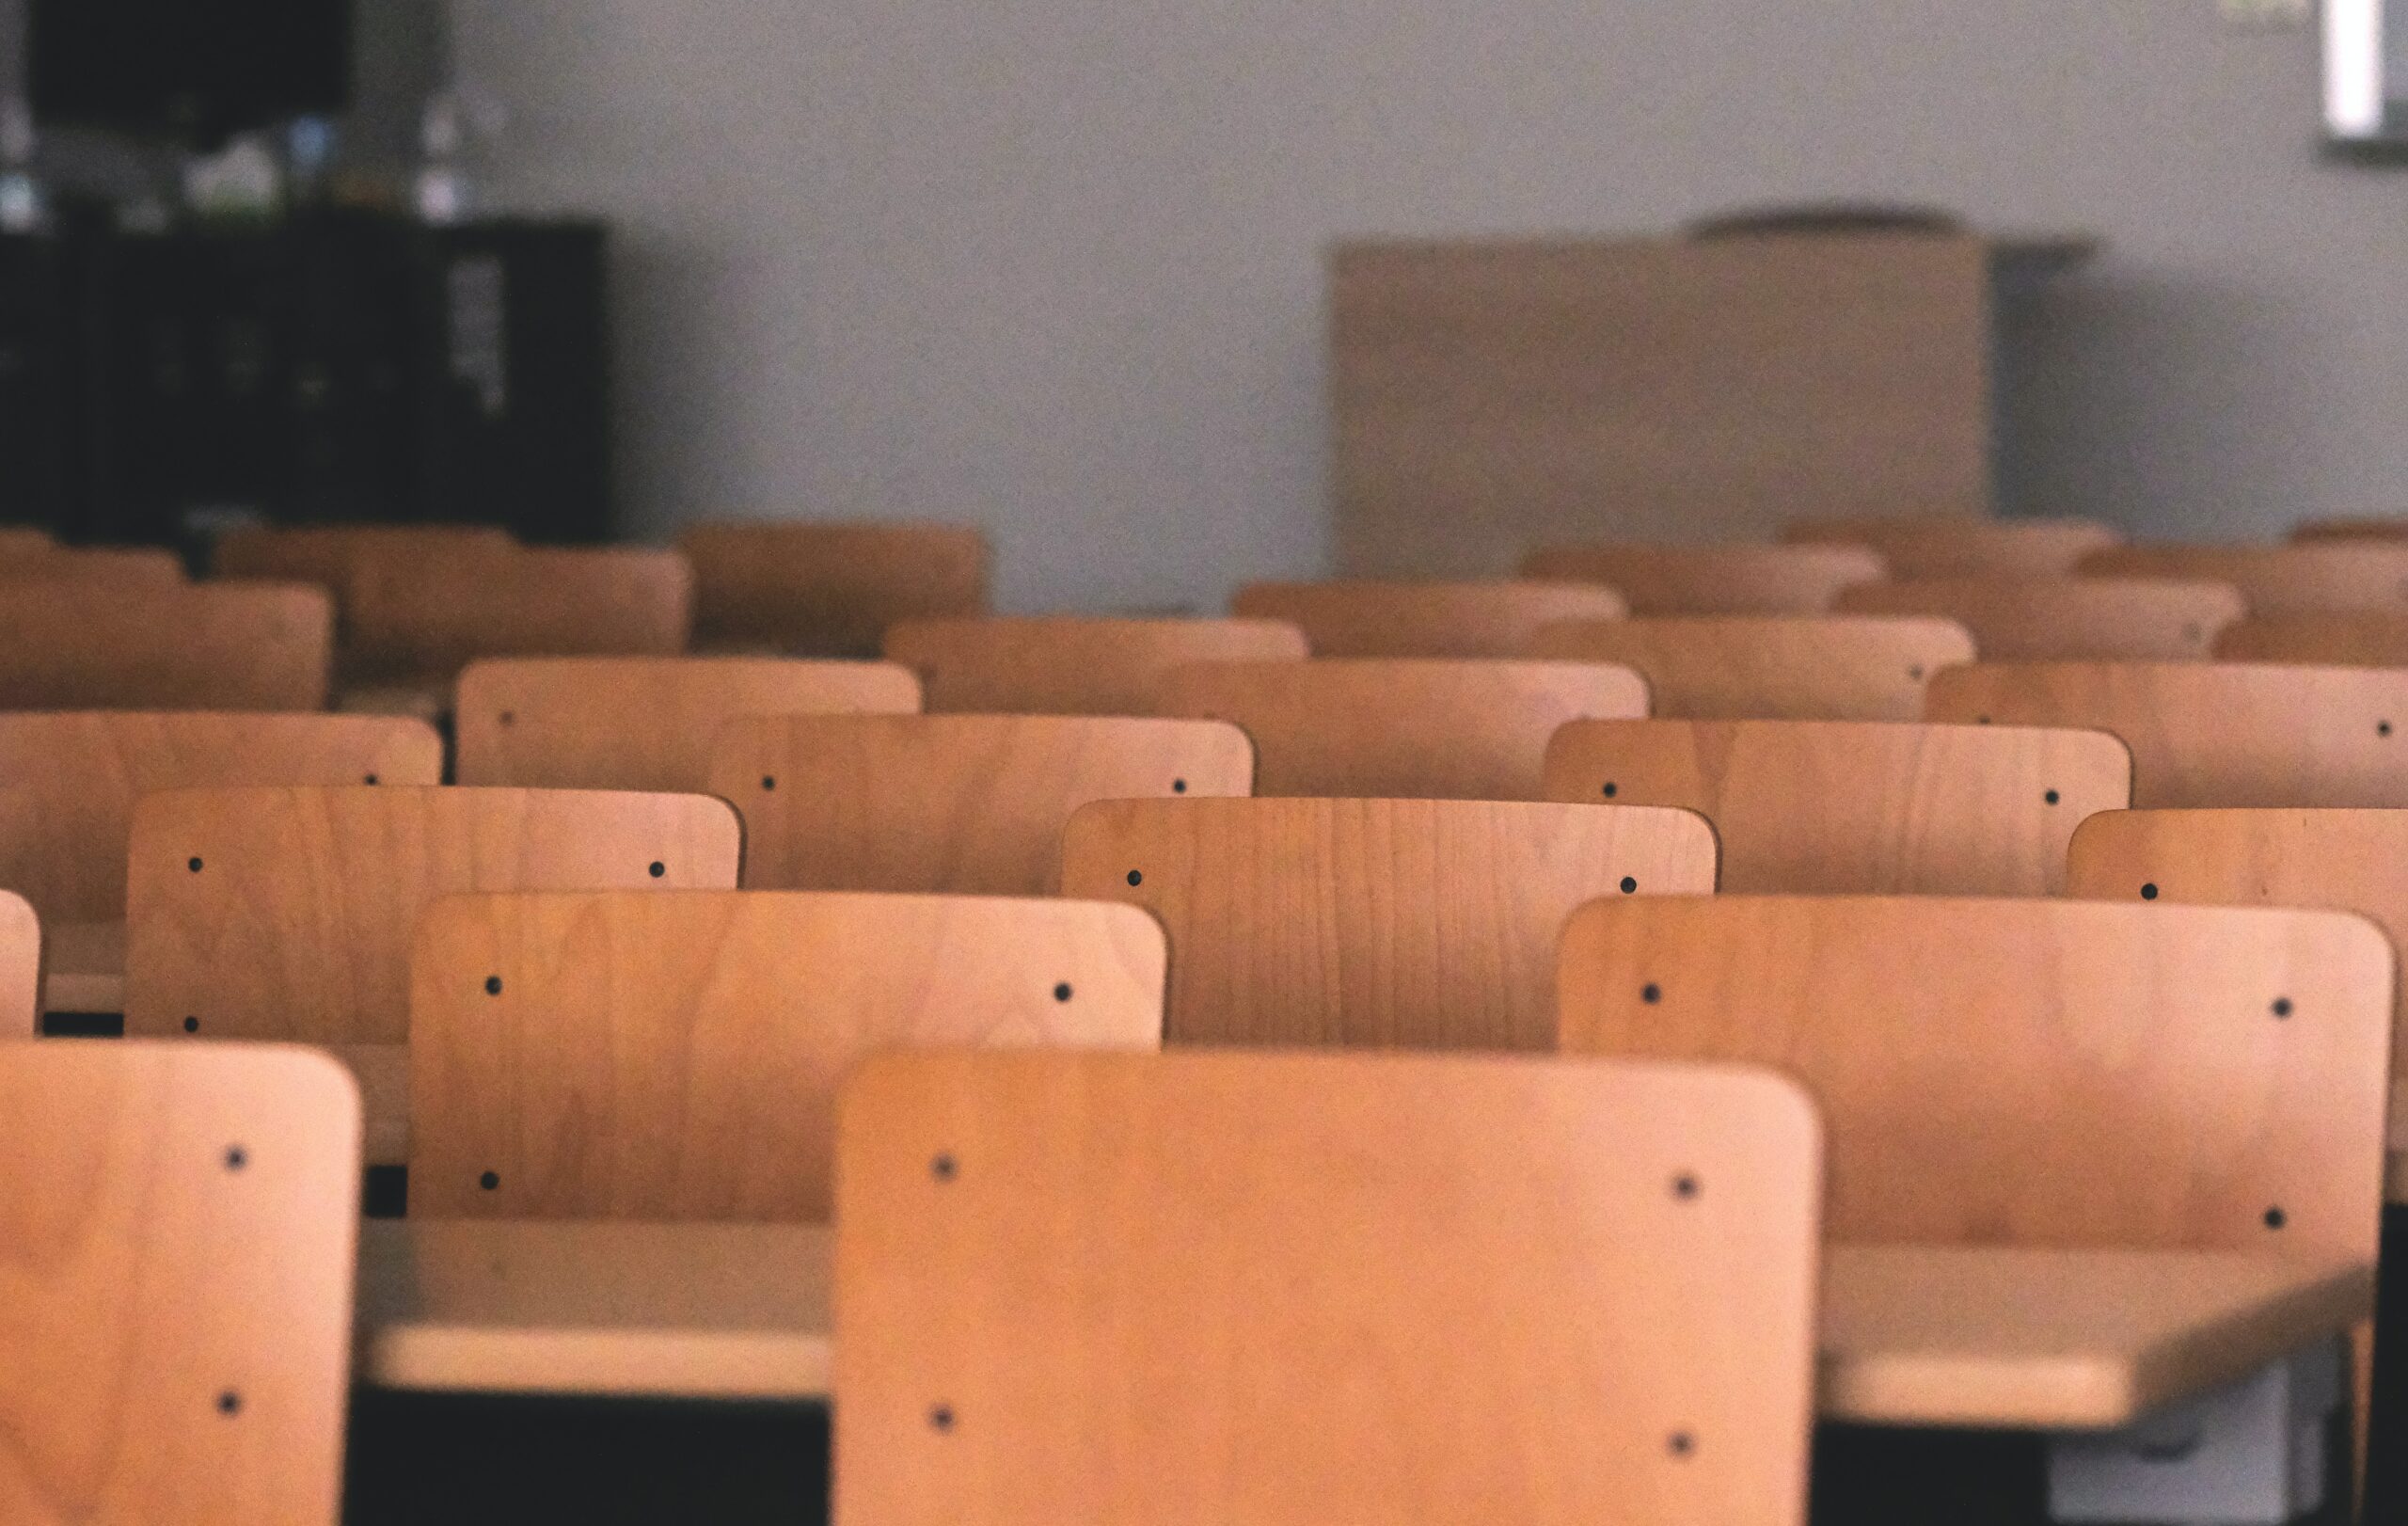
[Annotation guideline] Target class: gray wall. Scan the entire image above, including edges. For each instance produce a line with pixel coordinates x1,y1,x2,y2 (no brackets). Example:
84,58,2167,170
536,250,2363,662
453,0,2408,612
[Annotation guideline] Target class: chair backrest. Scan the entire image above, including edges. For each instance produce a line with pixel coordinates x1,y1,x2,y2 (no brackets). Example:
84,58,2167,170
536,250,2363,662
213,525,517,657
1531,616,1972,720
343,547,694,677
0,581,333,710
1783,515,2120,578
1154,658,1645,799
2294,517,2408,544
1543,720,2130,895
455,656,921,791
2079,543,2408,615
1519,543,1885,614
410,890,1166,1220
0,890,38,1036
0,524,55,559
1925,661,2408,807
1061,796,1716,1049
0,712,442,926
711,715,1252,896
0,546,187,588
0,1042,359,1526
883,616,1305,713
679,520,990,656
1228,580,1627,657
1559,895,2390,1260
1834,577,2242,660
834,1049,1821,1526
2214,611,2408,666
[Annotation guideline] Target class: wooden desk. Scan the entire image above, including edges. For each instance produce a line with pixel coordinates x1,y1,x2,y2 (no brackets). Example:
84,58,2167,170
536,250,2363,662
41,919,123,1015
355,1223,2368,1429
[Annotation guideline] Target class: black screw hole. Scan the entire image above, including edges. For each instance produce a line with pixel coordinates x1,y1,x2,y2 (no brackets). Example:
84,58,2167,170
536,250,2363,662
931,1153,957,1183
223,1146,246,1170
498,710,515,727
2044,789,2060,805
928,1405,955,1432
1054,982,1072,1003
2273,997,2293,1019
2383,722,2395,739
1172,778,1187,793
1671,1173,1699,1200
1620,876,1638,894
479,1171,499,1191
2264,1206,2287,1231
215,1391,242,1417
484,976,502,995
1126,869,1143,886
1602,781,1619,799
186,856,203,873
1976,715,1992,725
648,861,666,878
1641,983,1662,1004
2141,882,2160,900
1907,665,1925,681
182,1016,198,1033
364,773,379,786
1667,1430,1695,1458
761,775,777,791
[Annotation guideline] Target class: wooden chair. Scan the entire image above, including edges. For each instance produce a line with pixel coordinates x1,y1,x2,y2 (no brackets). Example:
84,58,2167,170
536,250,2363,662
1060,796,1716,1050
0,1041,360,1526
2214,611,2408,667
0,524,54,559
679,520,990,657
1834,577,2243,660
1925,661,2408,807
213,523,517,656
0,890,38,1036
1530,616,1973,721
1519,542,1885,614
343,547,695,679
1154,658,1645,799
2294,518,2408,543
2078,543,2408,615
409,890,1166,1220
0,581,333,710
0,546,187,587
711,714,1251,896
883,615,1305,713
1542,720,2130,895
1559,895,2389,1260
1228,580,1626,657
835,1049,1820,1526
122,787,742,1164
1783,515,2120,578
455,656,921,791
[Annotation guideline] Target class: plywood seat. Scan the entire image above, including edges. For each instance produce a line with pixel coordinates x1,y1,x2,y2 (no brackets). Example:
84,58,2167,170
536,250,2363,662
0,580,334,710
679,520,990,657
2079,543,2408,615
1835,577,2242,660
1531,615,1973,721
1520,542,1886,614
343,547,696,682
883,615,1305,712
1228,580,1626,657
1784,515,2120,578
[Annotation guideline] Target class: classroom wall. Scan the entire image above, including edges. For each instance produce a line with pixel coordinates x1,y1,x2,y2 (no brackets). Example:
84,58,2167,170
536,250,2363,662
452,0,2408,612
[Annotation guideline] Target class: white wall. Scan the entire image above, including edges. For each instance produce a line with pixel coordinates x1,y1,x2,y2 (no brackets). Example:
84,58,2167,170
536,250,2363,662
454,0,2408,612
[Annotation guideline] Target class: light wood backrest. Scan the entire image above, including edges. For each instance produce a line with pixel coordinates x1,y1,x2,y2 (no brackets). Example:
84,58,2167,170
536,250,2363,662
2079,543,2408,615
2213,611,2408,667
711,715,1252,896
0,581,333,710
1519,543,1885,614
1228,580,1627,657
883,616,1305,713
1154,658,1645,799
344,547,694,677
124,787,743,1048
1559,895,2390,1261
213,525,517,659
1543,720,2131,895
1784,516,2120,578
1531,616,1973,721
2295,518,2408,544
1835,578,2243,660
0,1042,359,1526
679,520,990,657
456,657,921,791
0,890,38,1036
0,713,442,926
1925,661,2408,807
410,890,1166,1221
0,547,187,588
1061,797,1717,1049
834,1049,1821,1526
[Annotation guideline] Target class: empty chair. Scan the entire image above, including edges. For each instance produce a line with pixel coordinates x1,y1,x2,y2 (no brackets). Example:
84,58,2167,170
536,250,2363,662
1925,661,2408,807
1783,515,2120,578
1835,577,2242,660
1060,796,1715,1049
884,615,1305,713
835,1049,1820,1526
1228,580,1626,658
455,656,921,791
1560,895,2389,1258
0,581,333,710
1155,658,1644,799
343,547,695,680
1531,616,1972,721
2079,543,2408,615
680,520,990,656
0,546,186,588
214,525,517,660
1520,542,1884,614
712,714,1251,896
0,1042,360,1526
0,891,38,1036
410,890,1165,1220
2214,611,2408,667
1543,720,2130,895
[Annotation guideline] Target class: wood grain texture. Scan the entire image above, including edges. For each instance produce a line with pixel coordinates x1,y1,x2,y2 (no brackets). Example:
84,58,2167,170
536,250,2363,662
0,581,332,710
712,715,1252,897
2079,543,2408,615
2213,611,2408,666
1153,659,1645,800
1560,896,2391,1261
679,521,990,657
835,1049,1820,1526
1519,543,1887,615
409,890,1165,1221
883,616,1306,713
454,657,921,791
343,548,695,678
1061,796,1716,1050
0,713,441,926
1925,661,2408,807
0,1042,359,1526
1543,720,2130,895
1785,516,2120,578
1531,616,1973,721
1836,578,2243,660
1227,580,1627,658
0,890,37,1035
